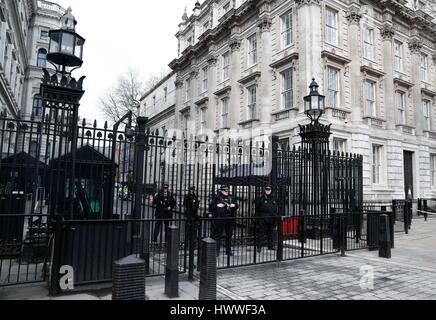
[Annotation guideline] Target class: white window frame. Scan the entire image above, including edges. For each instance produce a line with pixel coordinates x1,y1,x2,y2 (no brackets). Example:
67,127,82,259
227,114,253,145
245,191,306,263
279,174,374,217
363,27,374,60
327,66,340,108
325,7,338,46
247,34,257,67
202,67,208,92
394,41,403,72
163,87,168,103
221,97,229,128
222,52,230,81
185,79,191,102
423,100,431,131
247,85,257,120
365,80,376,117
421,54,429,82
372,145,382,185
281,68,293,109
431,154,436,186
200,108,207,131
333,138,347,154
396,91,406,125
281,11,293,49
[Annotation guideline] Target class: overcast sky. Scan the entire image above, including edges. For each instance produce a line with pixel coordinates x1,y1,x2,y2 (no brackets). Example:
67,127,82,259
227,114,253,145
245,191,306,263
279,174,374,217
54,0,194,123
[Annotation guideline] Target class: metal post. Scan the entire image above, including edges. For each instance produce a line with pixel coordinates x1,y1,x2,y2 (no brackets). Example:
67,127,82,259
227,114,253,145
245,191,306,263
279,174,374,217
199,238,217,301
379,214,392,259
188,220,195,281
112,255,146,300
165,225,179,298
49,215,63,296
340,213,346,257
277,216,283,262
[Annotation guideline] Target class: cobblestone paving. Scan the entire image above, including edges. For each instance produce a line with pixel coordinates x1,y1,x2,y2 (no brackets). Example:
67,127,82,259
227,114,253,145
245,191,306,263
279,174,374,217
216,254,436,300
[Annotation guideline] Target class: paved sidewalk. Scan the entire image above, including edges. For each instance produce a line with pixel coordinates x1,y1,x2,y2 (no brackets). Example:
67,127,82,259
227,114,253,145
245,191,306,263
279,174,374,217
2,219,436,301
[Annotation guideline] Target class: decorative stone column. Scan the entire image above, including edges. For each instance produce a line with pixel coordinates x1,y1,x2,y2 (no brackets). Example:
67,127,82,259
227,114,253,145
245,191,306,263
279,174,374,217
295,0,323,114
174,76,185,129
258,16,273,127
380,22,396,130
409,36,424,137
207,51,218,131
346,5,362,124
229,34,241,128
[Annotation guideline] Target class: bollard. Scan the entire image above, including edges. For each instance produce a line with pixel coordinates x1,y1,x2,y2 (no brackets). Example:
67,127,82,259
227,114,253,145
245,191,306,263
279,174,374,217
199,238,217,301
112,255,146,300
379,215,392,259
165,225,179,298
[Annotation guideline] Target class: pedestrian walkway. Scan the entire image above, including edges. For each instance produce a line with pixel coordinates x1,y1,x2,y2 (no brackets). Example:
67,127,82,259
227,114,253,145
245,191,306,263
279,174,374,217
2,219,436,301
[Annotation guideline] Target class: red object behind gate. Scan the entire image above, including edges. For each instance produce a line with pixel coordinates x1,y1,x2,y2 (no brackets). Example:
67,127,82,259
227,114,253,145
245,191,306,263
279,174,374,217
282,217,300,237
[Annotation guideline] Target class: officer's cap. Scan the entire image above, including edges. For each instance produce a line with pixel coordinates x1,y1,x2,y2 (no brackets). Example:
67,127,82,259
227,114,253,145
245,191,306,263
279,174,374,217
162,183,170,188
189,186,196,191
220,185,230,192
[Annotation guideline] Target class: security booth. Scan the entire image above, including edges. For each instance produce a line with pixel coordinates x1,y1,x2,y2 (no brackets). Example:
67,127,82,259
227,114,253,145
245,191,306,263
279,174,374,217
0,152,49,257
0,152,48,197
49,145,117,220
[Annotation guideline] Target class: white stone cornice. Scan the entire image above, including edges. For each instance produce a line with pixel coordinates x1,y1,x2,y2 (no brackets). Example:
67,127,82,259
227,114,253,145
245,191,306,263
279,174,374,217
346,7,362,25
258,17,272,33
229,38,241,52
380,24,396,41
295,0,321,8
408,38,423,54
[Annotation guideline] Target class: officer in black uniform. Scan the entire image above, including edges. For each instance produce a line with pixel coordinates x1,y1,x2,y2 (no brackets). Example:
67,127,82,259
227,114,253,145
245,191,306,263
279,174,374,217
255,185,279,253
153,183,176,242
209,186,239,256
183,186,200,243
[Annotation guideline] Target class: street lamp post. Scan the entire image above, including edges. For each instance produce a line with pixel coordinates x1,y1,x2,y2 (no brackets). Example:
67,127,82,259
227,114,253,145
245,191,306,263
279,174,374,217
299,79,332,241
42,7,86,220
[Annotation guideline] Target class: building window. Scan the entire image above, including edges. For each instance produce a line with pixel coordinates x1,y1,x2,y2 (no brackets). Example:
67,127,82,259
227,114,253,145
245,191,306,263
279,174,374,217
423,100,431,131
372,145,382,185
363,27,374,60
325,7,338,46
248,34,257,67
185,79,191,102
247,85,257,120
223,2,230,14
202,67,208,92
200,108,207,131
431,154,436,186
203,21,210,34
396,91,406,125
29,141,38,158
222,51,230,81
365,80,376,117
32,95,43,117
281,11,293,48
37,49,47,68
221,97,229,128
333,138,346,153
40,30,49,40
153,96,156,107
281,69,293,109
421,54,428,82
163,87,168,103
327,67,340,108
394,41,403,72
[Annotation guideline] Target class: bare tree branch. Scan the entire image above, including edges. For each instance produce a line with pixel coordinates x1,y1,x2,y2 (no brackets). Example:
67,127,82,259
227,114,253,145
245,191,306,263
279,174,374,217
98,67,169,124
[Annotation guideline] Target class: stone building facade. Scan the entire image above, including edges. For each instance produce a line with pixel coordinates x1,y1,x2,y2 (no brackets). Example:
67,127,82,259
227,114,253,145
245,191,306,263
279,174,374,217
0,0,72,156
0,0,69,120
140,0,436,202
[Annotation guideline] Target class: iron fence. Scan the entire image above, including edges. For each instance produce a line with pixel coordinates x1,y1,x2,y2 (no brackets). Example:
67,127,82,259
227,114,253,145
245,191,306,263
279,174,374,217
418,199,436,221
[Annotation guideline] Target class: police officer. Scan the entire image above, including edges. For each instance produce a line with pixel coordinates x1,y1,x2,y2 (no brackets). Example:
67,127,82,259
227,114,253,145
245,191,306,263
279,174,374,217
153,183,176,242
183,186,200,243
255,185,279,253
209,186,239,256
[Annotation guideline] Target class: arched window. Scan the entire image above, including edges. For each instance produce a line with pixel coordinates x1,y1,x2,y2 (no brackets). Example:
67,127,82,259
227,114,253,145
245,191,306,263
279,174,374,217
33,95,43,117
37,49,47,68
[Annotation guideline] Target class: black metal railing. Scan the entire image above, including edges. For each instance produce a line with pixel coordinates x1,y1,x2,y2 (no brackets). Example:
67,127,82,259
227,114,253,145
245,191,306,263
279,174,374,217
418,199,436,221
